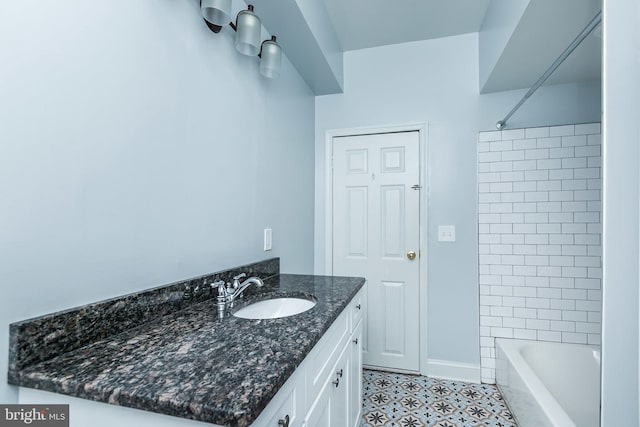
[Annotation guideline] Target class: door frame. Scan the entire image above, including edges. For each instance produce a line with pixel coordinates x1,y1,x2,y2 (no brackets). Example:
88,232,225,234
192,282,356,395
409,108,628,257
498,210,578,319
324,122,429,376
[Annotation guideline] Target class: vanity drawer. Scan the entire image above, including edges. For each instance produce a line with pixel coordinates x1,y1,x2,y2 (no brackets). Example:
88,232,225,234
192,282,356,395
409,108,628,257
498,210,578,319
305,309,350,406
350,285,365,332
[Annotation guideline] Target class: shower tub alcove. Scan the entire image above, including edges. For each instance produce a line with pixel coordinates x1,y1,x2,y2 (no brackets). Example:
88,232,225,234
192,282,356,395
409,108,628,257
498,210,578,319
495,338,600,427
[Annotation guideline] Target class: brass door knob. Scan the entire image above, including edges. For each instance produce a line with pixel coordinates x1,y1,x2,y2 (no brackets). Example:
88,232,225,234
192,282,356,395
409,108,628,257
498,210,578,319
407,251,417,260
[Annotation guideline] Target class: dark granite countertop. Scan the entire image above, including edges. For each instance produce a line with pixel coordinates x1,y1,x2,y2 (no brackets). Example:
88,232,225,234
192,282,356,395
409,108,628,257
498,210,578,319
8,268,365,427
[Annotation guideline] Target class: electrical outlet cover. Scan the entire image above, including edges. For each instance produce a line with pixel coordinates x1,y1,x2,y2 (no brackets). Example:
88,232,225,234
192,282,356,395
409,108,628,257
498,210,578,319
264,228,273,251
438,225,456,242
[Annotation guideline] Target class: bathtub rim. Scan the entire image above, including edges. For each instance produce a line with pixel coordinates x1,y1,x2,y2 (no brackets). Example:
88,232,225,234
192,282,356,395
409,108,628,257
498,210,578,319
495,338,599,427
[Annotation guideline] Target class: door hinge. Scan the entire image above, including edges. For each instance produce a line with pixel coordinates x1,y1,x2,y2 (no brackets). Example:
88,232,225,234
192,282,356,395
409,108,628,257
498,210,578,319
411,184,422,190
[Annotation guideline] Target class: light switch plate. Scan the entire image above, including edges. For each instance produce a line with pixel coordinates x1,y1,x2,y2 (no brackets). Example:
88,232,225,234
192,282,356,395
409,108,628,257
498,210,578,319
438,225,456,242
264,228,272,251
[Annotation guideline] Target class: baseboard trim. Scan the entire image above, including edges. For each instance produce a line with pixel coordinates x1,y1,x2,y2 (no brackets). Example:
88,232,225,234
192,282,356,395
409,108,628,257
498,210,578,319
363,364,420,376
427,359,481,384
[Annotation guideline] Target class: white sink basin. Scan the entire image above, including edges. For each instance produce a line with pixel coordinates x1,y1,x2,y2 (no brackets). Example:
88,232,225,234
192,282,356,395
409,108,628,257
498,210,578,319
233,297,316,319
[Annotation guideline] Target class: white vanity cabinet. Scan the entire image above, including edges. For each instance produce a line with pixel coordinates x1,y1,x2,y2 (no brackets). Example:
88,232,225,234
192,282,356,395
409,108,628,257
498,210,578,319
18,285,366,427
302,285,365,427
217,284,366,427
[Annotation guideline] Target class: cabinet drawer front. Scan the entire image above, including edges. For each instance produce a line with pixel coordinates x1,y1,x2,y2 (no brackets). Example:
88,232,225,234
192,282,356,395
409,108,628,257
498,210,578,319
350,286,365,332
305,310,350,405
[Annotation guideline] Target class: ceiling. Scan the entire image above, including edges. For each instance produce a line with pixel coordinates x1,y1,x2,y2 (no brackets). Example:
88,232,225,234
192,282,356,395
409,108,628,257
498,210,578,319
323,0,491,51
481,0,602,93
322,0,601,93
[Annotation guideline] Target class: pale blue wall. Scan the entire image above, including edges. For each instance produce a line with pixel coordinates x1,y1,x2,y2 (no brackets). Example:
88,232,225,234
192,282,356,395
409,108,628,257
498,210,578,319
314,33,601,367
479,0,530,91
479,80,602,130
0,0,315,403
295,0,344,89
601,0,640,423
251,0,344,94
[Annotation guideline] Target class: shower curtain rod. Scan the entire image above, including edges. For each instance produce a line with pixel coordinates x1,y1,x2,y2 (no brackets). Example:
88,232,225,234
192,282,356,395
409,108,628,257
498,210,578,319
496,10,602,130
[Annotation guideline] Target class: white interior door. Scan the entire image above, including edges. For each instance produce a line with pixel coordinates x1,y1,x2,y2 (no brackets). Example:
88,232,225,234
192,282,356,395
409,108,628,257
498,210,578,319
332,131,421,372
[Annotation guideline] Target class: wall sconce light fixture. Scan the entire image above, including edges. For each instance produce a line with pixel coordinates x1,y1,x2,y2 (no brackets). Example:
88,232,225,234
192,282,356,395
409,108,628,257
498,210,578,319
201,0,231,27
260,36,282,79
200,3,282,79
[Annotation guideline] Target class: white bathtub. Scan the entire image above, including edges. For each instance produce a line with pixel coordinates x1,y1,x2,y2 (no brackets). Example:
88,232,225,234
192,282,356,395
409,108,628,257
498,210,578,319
495,338,600,427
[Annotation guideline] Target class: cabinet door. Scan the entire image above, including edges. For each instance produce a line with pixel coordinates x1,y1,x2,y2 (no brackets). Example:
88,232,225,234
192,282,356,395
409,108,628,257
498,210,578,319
261,378,302,427
330,343,350,427
306,311,350,402
303,379,332,427
349,321,363,427
305,343,351,427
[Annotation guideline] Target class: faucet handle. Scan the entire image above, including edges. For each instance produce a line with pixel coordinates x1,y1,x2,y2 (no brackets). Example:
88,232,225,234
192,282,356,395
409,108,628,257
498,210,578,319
232,273,247,288
215,283,228,303
211,280,226,293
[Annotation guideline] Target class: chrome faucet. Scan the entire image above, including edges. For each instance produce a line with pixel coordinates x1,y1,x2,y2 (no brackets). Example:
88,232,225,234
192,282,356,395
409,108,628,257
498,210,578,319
228,274,265,301
212,274,264,318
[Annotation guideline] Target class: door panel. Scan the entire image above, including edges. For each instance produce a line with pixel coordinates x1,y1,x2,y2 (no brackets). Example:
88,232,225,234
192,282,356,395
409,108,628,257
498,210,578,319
382,281,406,356
380,147,405,173
346,187,368,257
346,149,368,174
381,185,405,258
333,131,421,372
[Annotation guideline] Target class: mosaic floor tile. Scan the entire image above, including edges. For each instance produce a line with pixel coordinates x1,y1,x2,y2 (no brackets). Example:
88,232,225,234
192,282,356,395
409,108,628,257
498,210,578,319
361,370,518,427
363,409,391,426
398,414,425,427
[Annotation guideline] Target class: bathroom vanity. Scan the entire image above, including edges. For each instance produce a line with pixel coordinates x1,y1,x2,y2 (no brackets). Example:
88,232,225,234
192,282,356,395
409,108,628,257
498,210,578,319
8,259,366,427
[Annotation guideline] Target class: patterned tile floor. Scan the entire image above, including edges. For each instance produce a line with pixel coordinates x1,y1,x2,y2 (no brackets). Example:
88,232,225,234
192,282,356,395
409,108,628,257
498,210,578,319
361,370,518,427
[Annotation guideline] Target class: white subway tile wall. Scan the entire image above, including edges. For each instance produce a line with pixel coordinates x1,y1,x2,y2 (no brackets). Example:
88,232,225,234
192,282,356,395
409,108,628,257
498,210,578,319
478,123,602,384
